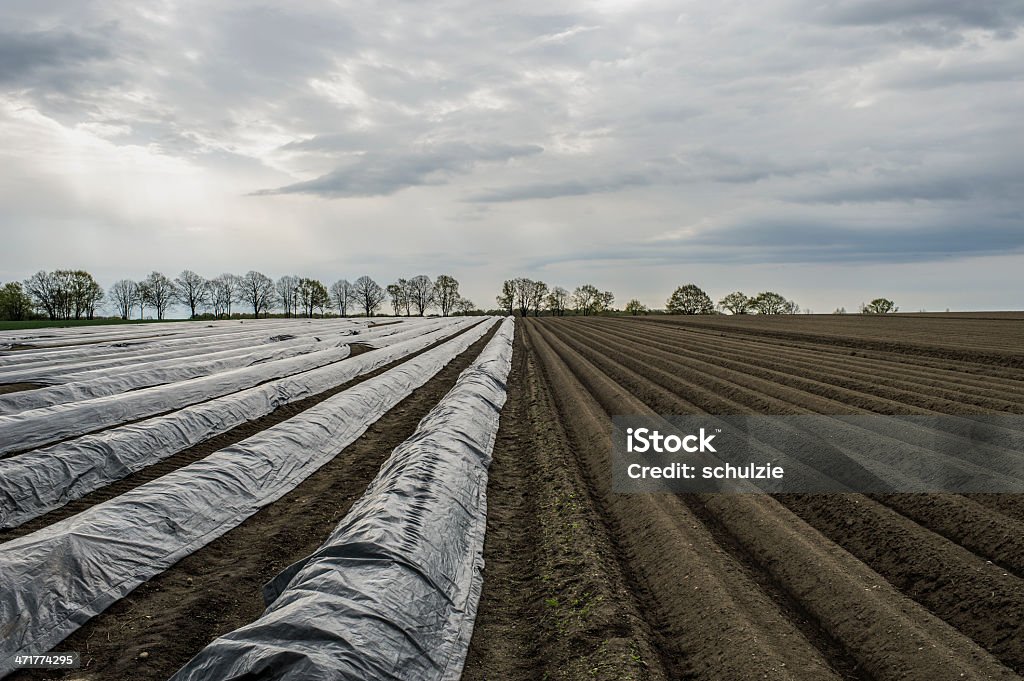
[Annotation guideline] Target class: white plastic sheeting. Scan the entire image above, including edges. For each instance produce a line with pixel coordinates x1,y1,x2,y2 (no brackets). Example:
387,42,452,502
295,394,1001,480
0,336,342,415
0,321,366,382
0,319,434,415
0,318,498,677
0,317,484,529
171,317,515,681
0,318,320,352
0,319,454,455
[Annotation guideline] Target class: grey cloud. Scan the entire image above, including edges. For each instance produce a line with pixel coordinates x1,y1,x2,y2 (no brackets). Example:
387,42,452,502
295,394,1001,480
0,29,110,83
466,171,652,203
812,0,1024,30
256,143,544,198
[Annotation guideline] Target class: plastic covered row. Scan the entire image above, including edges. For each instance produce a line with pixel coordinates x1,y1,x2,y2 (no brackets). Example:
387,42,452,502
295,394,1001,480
171,317,515,681
0,317,497,675
0,335,342,415
0,318,459,455
0,317,328,352
0,319,434,414
0,317,485,529
0,320,366,380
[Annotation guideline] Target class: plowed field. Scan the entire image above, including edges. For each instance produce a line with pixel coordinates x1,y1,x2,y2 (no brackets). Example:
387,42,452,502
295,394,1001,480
465,315,1024,681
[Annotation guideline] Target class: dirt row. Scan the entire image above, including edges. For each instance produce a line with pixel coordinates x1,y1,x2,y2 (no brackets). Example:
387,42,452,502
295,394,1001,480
11,322,500,681
467,317,1022,680
645,314,1024,366
543,317,1024,673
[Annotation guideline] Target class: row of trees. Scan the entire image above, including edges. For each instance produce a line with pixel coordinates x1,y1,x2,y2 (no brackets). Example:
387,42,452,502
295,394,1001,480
6,270,469,321
496,279,615,317
492,281,801,317
383,275,472,317
20,270,105,320
107,272,469,320
663,285,800,315
0,270,900,321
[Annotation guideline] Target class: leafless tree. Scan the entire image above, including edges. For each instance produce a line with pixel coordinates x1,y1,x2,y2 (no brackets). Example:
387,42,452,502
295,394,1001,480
136,280,150,319
210,274,240,318
276,275,300,317
386,281,409,316
433,274,460,317
141,271,176,320
175,270,209,319
353,275,385,317
529,280,549,317
545,286,568,316
22,271,59,320
407,275,434,316
241,270,276,318
109,279,139,320
330,279,354,317
496,280,515,315
454,296,475,315
572,284,599,316
513,278,532,316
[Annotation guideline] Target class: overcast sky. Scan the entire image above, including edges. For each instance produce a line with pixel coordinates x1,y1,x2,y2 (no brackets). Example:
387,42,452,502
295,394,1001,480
1,0,1022,313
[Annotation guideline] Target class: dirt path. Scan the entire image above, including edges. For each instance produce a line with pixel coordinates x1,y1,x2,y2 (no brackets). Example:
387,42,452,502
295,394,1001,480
464,322,667,681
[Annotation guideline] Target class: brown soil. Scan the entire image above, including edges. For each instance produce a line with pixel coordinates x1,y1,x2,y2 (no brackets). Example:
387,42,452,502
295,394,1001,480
10,322,498,681
464,316,1023,681
0,383,44,395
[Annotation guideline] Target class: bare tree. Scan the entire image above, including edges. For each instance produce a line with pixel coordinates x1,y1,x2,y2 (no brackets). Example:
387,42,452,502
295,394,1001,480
210,274,240,318
175,270,209,318
386,281,409,316
136,280,150,319
545,286,568,316
398,278,413,316
330,279,354,317
241,270,276,318
407,275,434,316
276,275,300,317
109,280,139,320
573,284,608,316
496,280,515,315
512,278,534,316
454,296,475,315
529,280,549,317
433,274,460,317
141,271,176,320
353,275,385,317
22,271,60,320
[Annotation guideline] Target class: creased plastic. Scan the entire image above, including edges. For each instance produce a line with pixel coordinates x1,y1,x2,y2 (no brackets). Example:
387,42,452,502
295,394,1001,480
0,319,456,455
0,320,368,383
0,317,483,529
0,318,497,677
170,317,514,681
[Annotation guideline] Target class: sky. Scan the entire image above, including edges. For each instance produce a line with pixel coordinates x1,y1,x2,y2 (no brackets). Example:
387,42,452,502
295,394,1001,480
1,0,1022,313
